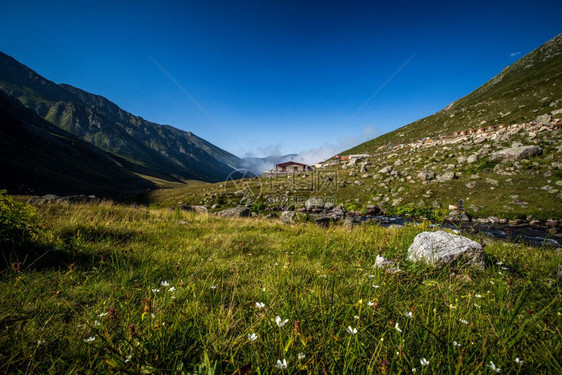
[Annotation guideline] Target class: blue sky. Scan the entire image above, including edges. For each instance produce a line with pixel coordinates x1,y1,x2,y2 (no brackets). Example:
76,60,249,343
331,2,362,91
1,0,561,162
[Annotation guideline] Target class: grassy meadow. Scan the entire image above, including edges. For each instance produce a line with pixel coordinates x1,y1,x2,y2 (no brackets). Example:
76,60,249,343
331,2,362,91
0,197,561,374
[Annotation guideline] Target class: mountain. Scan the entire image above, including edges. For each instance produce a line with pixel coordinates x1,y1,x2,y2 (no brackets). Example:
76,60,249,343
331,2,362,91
0,51,242,183
152,34,562,221
0,90,155,195
342,34,562,155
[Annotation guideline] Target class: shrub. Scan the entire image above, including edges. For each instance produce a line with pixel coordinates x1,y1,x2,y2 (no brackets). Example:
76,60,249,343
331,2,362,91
0,190,38,246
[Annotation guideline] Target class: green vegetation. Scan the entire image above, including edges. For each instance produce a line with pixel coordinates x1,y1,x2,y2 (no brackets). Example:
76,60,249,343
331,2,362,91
0,202,560,373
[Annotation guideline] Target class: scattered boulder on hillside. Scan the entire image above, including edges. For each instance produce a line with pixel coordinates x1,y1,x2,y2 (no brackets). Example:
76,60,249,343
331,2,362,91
378,166,393,174
305,197,324,211
533,114,552,125
445,210,472,223
417,170,436,181
217,206,249,218
437,171,457,182
407,231,484,269
466,154,478,164
490,145,542,161
280,211,297,224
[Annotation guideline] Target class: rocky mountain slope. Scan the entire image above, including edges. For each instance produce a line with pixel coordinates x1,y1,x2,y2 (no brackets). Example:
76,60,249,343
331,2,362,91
0,51,242,183
148,35,562,224
0,91,155,195
343,34,562,155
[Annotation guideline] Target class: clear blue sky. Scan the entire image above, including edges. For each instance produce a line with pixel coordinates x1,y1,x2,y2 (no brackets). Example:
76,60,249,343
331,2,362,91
1,0,560,161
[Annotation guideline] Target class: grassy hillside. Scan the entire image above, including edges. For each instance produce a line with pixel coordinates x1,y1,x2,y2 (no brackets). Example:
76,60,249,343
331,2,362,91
0,91,155,196
343,34,562,156
0,51,241,183
1,199,560,373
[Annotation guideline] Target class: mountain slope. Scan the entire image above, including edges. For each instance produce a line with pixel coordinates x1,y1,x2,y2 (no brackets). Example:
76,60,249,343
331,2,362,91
0,52,241,183
342,34,562,155
0,91,155,196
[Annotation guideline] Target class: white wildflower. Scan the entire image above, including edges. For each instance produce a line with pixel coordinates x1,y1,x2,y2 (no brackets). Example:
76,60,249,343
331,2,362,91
420,358,429,366
459,319,468,325
488,361,501,373
405,311,413,318
453,341,461,347
475,294,482,298
368,301,375,306
395,322,402,333
151,288,160,293
160,281,170,287
275,359,287,370
372,284,380,288
515,357,523,365
94,320,100,327
275,316,289,327
98,312,108,317
248,333,258,341
255,302,265,309
297,352,305,360
83,336,96,343
37,340,45,345
168,287,176,292
346,326,357,335
210,284,217,289
353,315,359,320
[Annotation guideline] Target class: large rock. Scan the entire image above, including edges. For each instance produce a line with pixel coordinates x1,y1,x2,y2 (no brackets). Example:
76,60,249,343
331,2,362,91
407,231,484,268
436,171,456,182
280,211,297,224
378,166,393,174
533,114,552,124
417,170,436,181
217,206,249,218
490,145,542,161
305,197,324,211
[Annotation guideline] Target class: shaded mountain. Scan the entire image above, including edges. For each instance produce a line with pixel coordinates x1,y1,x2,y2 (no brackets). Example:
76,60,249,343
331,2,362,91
342,34,562,155
0,91,155,196
0,51,242,183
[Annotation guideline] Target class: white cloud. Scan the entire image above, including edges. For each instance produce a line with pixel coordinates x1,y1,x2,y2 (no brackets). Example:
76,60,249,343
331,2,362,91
510,51,521,57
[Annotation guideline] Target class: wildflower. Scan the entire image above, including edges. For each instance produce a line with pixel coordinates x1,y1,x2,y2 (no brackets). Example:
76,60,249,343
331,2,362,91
248,333,258,341
124,355,132,363
368,274,375,278
275,316,289,327
94,320,100,327
354,315,359,320
151,313,156,318
98,312,108,317
515,357,523,365
368,301,375,306
459,319,468,325
210,284,217,289
449,304,457,310
261,287,266,292
453,341,461,347
412,368,417,373
394,322,402,333
151,289,160,293
160,281,170,287
372,284,380,288
168,287,176,292
83,336,96,343
488,361,501,373
420,358,429,366
297,353,305,360
255,302,265,309
474,304,481,308
37,340,45,345
274,262,279,266
405,311,413,318
346,326,357,335
275,359,288,370
475,294,482,298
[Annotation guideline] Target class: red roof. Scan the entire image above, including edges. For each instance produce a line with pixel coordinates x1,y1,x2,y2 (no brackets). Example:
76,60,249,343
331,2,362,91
275,161,307,167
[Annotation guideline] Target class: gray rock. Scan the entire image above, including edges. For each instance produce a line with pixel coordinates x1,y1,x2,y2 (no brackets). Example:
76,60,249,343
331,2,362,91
378,166,393,174
305,197,324,211
342,216,356,229
467,154,478,164
485,178,499,187
407,231,484,268
490,145,542,161
533,114,552,124
437,171,456,182
280,211,297,224
417,170,436,181
217,206,249,218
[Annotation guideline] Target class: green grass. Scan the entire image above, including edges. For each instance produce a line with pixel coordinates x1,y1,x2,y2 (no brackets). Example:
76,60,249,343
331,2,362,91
0,201,560,373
